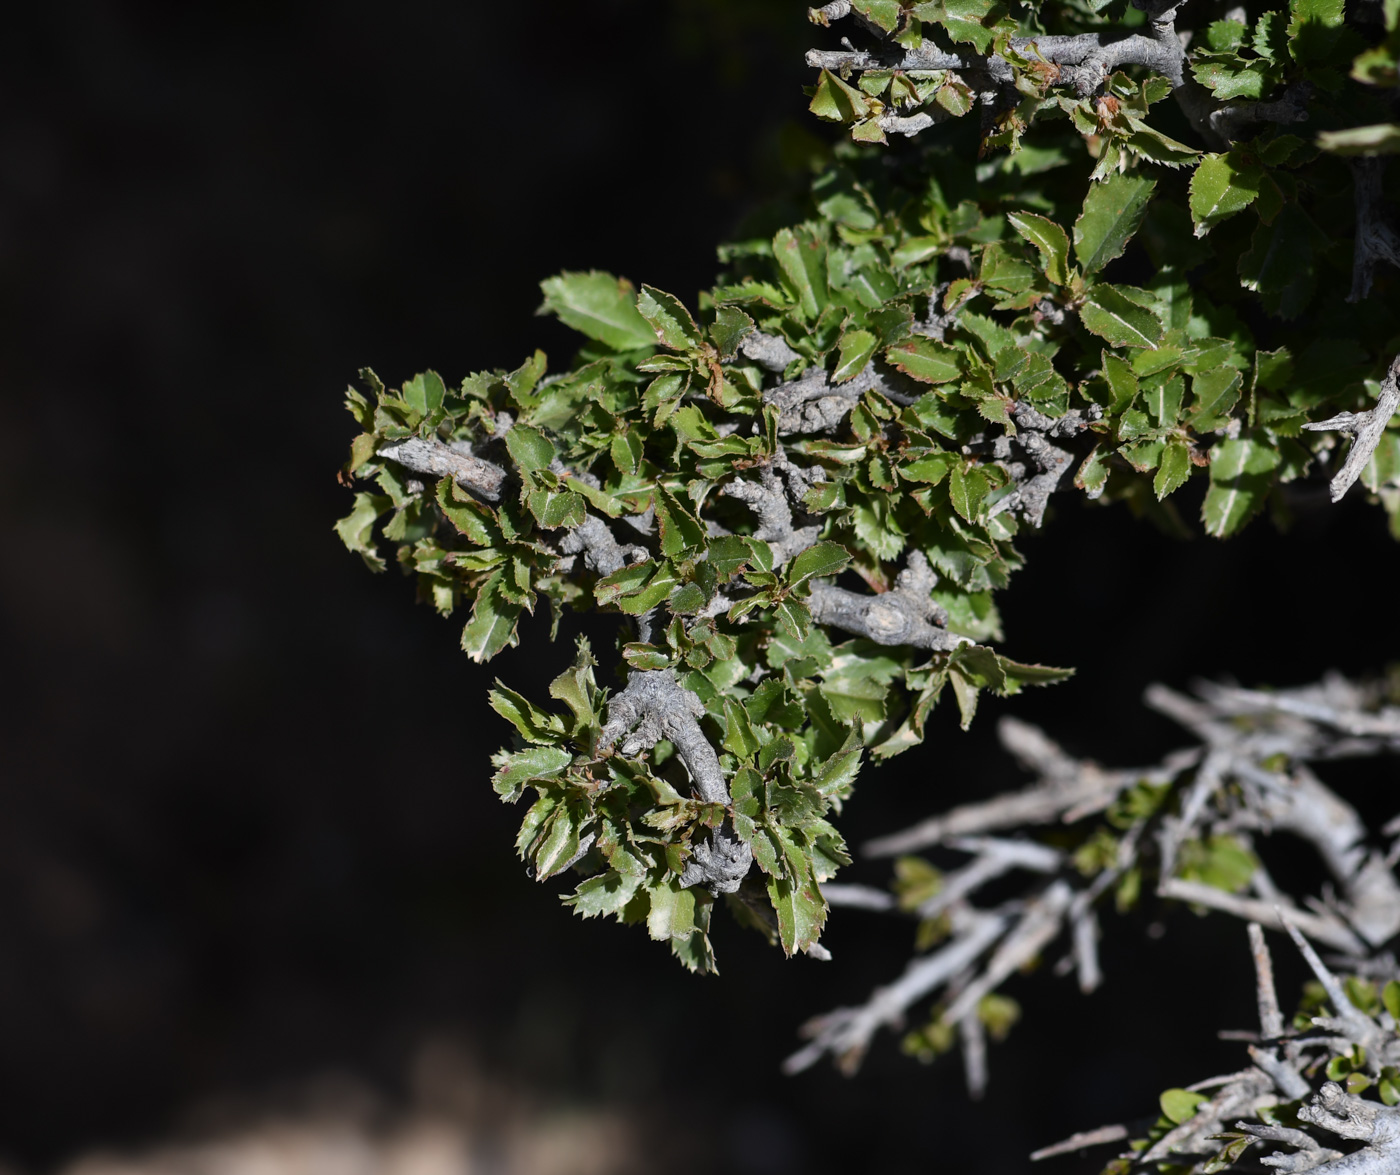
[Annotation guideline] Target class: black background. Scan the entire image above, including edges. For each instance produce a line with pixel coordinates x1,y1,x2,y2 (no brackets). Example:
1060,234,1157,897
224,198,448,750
3,2,1399,1172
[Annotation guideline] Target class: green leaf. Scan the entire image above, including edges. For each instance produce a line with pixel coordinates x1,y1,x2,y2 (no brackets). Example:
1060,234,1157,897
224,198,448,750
766,828,827,956
654,486,708,559
1074,172,1157,273
773,226,829,320
997,657,1074,693
492,746,573,801
637,285,704,352
948,462,992,522
1192,367,1243,431
1079,285,1165,349
886,337,965,383
1189,151,1263,238
1238,203,1325,320
538,271,657,351
1008,211,1072,285
505,424,556,472
566,870,643,920
461,570,523,662
1289,0,1346,63
710,305,754,359
809,68,872,124
402,371,445,417
812,726,863,799
1202,436,1282,537
834,328,879,383
723,697,762,758
1154,438,1193,499
1207,18,1248,50
787,540,852,591
851,0,903,31
490,682,565,744
528,487,587,530
334,492,390,572
645,877,698,941
1384,980,1400,1021
1316,124,1400,155
1160,1088,1208,1125
900,450,957,484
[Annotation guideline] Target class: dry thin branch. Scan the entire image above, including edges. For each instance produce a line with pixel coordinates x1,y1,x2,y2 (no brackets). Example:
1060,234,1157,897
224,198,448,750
1030,1124,1131,1161
783,908,1009,1075
1302,354,1400,503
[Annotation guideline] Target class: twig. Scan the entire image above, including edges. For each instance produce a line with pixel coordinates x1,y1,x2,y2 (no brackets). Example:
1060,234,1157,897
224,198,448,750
823,883,898,911
808,551,964,650
864,717,1135,856
1030,1124,1129,1161
1302,354,1400,502
1157,879,1364,953
599,671,752,895
783,909,1008,1075
378,436,506,501
766,359,921,434
723,449,824,566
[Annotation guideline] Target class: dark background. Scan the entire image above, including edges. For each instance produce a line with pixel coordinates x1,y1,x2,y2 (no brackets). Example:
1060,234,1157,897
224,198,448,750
2,2,1398,1172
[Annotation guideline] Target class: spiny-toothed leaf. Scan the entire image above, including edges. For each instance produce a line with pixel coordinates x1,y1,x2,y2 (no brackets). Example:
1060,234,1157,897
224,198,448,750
637,285,704,352
1008,211,1072,285
1074,172,1156,273
492,746,573,800
505,424,556,472
710,305,754,359
809,68,872,123
996,657,1074,693
787,540,852,591
1102,351,1139,411
530,802,585,880
538,271,656,351
334,492,391,572
773,225,829,320
549,637,603,734
851,0,903,31
490,681,566,744
886,337,964,383
1154,438,1193,499
900,450,957,484
654,485,707,559
722,696,761,758
1080,285,1165,349
834,328,878,383
1189,151,1263,238
1238,204,1325,320
528,487,587,530
1288,0,1346,62
1192,367,1244,431
1202,436,1282,537
402,371,445,417
645,876,698,940
565,870,643,919
766,828,827,956
812,726,863,799
461,571,523,662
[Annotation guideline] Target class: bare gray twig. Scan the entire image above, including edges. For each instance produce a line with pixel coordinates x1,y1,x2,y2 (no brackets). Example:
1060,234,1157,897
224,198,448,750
378,436,506,501
1303,355,1400,503
599,671,752,895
